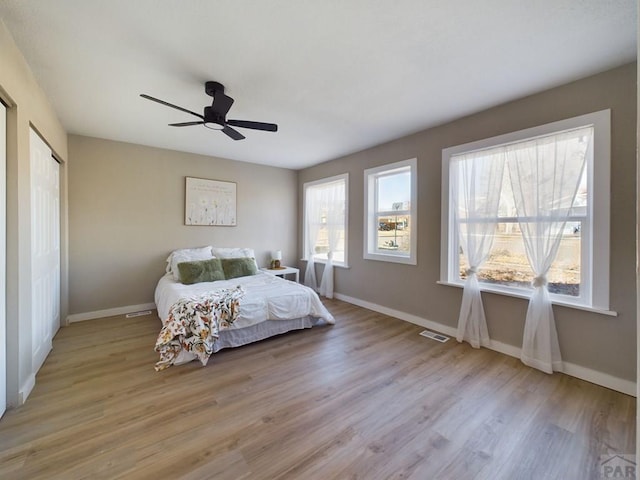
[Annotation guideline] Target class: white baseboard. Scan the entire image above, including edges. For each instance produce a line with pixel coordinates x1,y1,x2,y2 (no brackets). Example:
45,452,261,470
66,302,157,323
333,293,636,397
19,373,35,405
560,363,636,397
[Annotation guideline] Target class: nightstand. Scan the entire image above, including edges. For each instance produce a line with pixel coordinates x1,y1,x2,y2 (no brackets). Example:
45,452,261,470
260,266,300,283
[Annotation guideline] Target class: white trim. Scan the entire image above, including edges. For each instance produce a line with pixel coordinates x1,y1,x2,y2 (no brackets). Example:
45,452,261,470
436,280,617,317
303,172,348,189
364,158,417,265
589,110,611,310
0,101,5,417
333,292,635,396
560,363,635,397
67,303,157,323
300,258,350,269
19,373,36,405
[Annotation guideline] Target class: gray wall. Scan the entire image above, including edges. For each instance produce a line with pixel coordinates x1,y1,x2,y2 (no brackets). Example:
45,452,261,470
68,136,297,315
298,63,637,382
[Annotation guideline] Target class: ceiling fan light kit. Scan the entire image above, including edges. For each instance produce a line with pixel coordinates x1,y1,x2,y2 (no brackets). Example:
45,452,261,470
140,81,278,141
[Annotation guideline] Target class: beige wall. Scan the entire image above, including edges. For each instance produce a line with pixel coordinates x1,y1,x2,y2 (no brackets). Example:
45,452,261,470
0,20,69,406
68,136,297,315
299,63,637,383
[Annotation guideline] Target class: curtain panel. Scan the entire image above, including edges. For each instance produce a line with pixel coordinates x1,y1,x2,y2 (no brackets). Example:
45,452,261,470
505,127,592,373
451,147,505,348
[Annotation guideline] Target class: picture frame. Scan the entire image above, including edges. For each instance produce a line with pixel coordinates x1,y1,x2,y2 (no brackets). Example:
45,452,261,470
185,176,237,226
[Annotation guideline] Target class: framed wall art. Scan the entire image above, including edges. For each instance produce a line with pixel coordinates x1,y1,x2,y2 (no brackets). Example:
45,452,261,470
185,176,237,226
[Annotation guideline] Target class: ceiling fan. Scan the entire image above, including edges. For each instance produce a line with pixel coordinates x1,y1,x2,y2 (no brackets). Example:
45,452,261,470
140,81,278,141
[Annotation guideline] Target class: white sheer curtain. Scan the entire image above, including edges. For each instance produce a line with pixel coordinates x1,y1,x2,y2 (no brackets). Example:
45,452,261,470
506,127,592,373
452,148,505,348
318,181,345,298
303,187,322,290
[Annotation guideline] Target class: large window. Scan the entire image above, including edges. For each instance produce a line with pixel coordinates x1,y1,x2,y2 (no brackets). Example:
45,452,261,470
303,173,348,266
441,110,611,311
364,158,417,265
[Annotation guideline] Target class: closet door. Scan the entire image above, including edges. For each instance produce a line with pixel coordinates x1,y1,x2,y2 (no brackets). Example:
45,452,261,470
0,103,6,418
30,128,60,373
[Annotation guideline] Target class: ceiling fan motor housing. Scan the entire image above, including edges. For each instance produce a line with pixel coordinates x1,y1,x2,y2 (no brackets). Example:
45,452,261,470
205,81,224,97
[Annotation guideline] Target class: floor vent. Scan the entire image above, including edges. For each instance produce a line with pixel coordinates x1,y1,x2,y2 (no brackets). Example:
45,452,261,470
126,310,152,318
419,330,450,343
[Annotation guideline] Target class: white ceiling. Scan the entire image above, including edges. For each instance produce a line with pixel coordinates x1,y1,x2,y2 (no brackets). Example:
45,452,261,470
0,1,636,170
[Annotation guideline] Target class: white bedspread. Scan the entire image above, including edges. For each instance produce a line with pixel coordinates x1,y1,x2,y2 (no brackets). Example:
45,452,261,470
155,272,335,329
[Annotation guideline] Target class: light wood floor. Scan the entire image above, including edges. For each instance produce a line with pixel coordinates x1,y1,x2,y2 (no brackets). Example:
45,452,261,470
0,299,635,479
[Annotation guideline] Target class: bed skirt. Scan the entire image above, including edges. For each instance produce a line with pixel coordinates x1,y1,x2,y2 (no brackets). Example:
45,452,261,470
172,316,316,365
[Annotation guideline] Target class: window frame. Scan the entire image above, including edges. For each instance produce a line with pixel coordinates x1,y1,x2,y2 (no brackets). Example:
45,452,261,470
364,158,417,265
302,173,349,268
440,110,611,313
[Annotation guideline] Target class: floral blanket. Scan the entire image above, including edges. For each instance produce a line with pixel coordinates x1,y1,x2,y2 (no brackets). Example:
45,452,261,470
154,286,245,371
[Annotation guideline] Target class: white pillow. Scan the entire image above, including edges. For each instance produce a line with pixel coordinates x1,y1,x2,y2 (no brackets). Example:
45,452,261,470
166,246,214,281
211,247,258,268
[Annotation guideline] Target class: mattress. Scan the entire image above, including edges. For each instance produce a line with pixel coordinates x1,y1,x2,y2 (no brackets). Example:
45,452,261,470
155,271,335,327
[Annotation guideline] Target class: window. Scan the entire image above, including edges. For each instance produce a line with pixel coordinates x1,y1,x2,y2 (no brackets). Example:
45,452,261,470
441,110,611,311
364,158,417,265
303,173,348,266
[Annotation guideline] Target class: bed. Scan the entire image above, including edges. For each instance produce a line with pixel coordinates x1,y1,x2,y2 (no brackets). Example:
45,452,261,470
154,246,335,369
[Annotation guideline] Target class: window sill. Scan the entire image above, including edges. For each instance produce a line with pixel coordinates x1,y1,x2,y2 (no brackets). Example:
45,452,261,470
300,258,350,269
436,280,617,317
363,252,416,265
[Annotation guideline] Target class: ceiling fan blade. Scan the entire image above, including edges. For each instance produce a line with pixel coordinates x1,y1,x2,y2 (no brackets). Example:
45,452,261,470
227,119,278,132
140,94,204,119
211,92,234,117
168,121,205,127
222,126,245,141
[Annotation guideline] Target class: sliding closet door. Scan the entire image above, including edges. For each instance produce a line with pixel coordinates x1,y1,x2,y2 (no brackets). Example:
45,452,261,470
30,128,60,373
0,103,6,418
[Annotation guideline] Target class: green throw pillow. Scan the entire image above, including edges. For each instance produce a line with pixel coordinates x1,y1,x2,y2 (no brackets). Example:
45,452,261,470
221,257,258,279
177,258,225,285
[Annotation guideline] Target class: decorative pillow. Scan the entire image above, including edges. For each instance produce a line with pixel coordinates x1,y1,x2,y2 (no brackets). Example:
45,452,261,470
177,258,225,285
166,246,214,281
212,247,259,269
221,257,258,280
